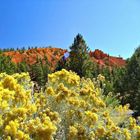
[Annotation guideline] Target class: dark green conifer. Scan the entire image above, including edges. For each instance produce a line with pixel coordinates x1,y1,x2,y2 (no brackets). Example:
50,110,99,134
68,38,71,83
68,34,93,77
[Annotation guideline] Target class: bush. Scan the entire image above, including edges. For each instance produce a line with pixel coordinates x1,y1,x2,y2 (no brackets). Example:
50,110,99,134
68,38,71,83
0,70,140,139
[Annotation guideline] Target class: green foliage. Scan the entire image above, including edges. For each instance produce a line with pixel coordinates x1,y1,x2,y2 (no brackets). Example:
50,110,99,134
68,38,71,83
95,66,126,97
17,61,29,73
67,34,94,78
112,67,126,94
30,55,51,86
115,46,140,116
103,93,120,108
0,49,2,54
0,54,17,74
55,58,66,71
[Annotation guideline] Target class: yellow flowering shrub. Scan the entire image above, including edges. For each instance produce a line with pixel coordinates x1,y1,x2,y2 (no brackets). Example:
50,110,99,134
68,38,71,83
0,73,59,140
0,69,140,140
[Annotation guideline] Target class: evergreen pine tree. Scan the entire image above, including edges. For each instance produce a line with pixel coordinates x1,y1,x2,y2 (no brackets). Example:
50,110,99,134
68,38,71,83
17,61,29,73
0,55,17,74
118,46,140,116
30,56,51,87
68,34,93,77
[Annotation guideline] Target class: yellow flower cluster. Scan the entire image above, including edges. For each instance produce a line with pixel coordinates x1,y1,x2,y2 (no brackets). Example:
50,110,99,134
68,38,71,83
85,111,98,125
0,69,140,140
46,69,140,140
0,73,59,140
97,74,105,82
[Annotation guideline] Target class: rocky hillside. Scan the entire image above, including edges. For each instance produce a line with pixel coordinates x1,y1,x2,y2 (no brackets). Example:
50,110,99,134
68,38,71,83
90,49,126,67
4,47,126,68
4,47,67,68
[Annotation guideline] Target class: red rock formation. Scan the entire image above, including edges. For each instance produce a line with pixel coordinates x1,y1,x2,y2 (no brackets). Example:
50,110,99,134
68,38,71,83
90,49,108,59
90,49,126,67
4,48,126,69
4,48,67,68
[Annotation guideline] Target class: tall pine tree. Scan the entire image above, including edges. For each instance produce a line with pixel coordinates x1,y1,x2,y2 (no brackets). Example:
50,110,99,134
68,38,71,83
68,34,93,77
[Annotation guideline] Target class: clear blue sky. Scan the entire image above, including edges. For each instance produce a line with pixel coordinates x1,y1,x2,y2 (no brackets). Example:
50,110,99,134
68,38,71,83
0,0,140,58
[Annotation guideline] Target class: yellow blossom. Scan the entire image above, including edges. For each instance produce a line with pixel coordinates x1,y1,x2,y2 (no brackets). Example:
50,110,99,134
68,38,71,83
69,126,78,136
85,111,98,124
95,126,106,137
123,128,131,140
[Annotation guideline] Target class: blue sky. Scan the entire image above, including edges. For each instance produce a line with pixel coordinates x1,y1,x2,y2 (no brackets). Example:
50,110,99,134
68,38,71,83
0,0,140,58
